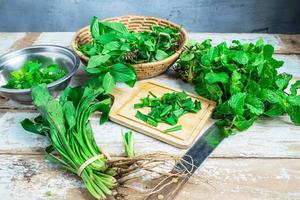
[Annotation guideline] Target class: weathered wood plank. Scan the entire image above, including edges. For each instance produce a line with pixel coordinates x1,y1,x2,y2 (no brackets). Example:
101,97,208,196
176,158,300,200
0,33,27,54
1,109,300,158
0,155,299,200
189,33,300,54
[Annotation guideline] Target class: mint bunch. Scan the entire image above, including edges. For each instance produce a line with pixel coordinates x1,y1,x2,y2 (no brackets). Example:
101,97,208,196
175,39,300,136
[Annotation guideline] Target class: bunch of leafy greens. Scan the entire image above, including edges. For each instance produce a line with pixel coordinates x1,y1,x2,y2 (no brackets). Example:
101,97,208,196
21,84,116,199
134,91,201,132
175,39,300,136
3,60,66,89
80,16,181,93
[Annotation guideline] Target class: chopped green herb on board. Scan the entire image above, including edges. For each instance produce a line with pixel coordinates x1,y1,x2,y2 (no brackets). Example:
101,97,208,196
134,91,201,130
175,39,300,137
164,125,182,133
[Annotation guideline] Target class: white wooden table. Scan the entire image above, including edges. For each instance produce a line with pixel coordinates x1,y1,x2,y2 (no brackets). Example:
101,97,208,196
0,32,300,200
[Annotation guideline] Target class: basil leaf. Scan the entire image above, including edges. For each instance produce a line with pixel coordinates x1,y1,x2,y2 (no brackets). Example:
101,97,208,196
87,54,111,68
102,72,115,93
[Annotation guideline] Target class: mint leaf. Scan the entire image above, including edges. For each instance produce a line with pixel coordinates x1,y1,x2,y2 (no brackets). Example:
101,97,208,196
228,92,246,116
205,72,229,84
232,51,248,65
245,95,265,115
275,74,292,91
263,44,274,59
290,80,300,96
234,117,256,131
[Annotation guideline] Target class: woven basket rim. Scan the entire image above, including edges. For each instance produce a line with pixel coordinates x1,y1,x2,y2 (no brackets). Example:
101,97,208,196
71,15,188,67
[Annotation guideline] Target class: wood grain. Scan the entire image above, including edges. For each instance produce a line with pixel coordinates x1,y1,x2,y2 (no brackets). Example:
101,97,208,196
0,32,300,200
110,82,215,148
0,155,299,200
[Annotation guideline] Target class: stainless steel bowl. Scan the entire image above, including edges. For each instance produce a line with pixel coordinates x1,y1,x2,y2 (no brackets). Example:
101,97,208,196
0,45,80,104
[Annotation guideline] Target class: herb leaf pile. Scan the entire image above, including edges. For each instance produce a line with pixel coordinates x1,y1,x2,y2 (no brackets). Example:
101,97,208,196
21,84,116,199
175,39,300,136
80,16,181,93
134,91,201,132
3,60,66,89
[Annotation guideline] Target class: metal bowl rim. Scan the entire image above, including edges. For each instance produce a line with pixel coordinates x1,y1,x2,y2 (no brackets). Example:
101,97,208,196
0,45,80,93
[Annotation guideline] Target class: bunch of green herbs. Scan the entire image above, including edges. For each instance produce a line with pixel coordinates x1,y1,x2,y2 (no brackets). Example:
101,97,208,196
21,84,116,199
80,16,181,93
3,60,66,89
175,39,300,136
134,91,201,132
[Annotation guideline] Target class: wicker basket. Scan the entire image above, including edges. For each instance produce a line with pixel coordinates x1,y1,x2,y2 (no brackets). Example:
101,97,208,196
71,15,188,79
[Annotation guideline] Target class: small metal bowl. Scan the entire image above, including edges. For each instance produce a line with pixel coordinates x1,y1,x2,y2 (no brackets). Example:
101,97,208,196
0,45,80,104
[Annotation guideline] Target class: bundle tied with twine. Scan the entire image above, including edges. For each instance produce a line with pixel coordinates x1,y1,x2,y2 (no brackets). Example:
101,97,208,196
21,84,197,200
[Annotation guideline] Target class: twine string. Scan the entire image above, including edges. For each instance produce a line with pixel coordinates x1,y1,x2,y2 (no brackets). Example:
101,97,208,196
77,154,103,177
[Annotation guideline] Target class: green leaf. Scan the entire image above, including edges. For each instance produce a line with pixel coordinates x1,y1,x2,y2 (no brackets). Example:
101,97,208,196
100,21,129,34
87,54,111,68
103,41,120,51
234,117,256,131
275,74,292,91
232,51,249,65
264,104,285,117
261,89,280,104
31,84,50,107
288,95,300,106
90,16,100,39
102,72,115,93
263,44,274,59
155,50,169,60
228,92,246,116
287,106,300,125
205,72,229,84
180,51,194,61
110,63,136,84
245,95,265,115
21,118,46,136
63,101,76,129
290,80,300,96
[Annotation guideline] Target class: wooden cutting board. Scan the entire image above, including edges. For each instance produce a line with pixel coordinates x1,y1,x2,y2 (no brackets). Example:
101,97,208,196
109,82,216,148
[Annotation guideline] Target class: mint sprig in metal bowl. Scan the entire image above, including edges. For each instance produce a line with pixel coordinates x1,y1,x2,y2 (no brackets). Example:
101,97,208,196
71,15,188,79
0,45,80,104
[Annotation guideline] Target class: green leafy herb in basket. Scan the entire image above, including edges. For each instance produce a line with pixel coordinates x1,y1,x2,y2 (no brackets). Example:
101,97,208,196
3,60,66,89
175,39,300,137
80,16,181,93
134,91,201,132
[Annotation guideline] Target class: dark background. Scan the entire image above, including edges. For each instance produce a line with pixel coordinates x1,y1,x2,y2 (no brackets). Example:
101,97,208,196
0,0,299,33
